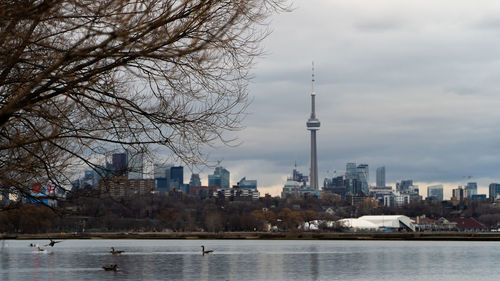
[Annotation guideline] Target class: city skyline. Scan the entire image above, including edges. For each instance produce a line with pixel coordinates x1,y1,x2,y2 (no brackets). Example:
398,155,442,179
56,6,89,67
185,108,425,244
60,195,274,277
187,0,500,198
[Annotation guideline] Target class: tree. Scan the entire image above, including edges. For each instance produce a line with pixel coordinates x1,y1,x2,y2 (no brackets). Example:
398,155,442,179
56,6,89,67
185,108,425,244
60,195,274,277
0,0,288,205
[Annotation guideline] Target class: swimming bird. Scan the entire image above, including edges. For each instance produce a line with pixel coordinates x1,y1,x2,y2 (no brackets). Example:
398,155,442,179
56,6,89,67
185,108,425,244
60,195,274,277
45,239,62,247
29,243,39,247
201,245,213,255
102,264,118,271
110,247,124,255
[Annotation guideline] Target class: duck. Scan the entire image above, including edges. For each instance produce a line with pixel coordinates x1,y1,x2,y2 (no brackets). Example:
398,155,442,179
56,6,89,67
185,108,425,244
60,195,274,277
102,264,118,271
45,239,62,247
201,245,214,255
110,247,124,255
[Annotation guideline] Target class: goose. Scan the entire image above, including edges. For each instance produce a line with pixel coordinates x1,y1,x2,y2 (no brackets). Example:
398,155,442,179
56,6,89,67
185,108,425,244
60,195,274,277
201,245,214,255
110,247,124,255
45,239,62,247
102,264,118,271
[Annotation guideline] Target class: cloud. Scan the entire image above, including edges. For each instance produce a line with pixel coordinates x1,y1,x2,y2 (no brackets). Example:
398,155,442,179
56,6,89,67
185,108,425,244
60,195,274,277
191,1,500,197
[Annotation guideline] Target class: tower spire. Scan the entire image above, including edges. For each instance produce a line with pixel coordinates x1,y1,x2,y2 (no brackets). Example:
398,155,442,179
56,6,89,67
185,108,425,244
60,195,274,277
306,62,320,191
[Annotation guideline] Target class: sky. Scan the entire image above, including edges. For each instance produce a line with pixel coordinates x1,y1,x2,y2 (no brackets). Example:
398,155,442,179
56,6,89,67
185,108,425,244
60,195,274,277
193,0,500,199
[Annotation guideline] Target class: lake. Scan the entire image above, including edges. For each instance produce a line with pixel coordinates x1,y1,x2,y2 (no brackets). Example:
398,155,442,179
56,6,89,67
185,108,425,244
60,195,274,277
1,239,499,280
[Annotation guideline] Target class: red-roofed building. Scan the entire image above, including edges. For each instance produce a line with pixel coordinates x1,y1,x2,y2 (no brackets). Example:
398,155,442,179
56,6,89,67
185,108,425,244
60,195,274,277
447,217,487,232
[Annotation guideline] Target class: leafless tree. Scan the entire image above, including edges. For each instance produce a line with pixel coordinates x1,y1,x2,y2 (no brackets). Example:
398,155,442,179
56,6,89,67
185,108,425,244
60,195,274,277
0,0,288,205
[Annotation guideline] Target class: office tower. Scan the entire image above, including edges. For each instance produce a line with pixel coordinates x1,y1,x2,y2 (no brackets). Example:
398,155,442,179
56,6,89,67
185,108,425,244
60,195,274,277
154,164,172,179
489,183,500,199
396,180,413,192
127,150,144,179
376,166,385,187
169,166,184,189
465,182,477,198
346,163,357,180
452,186,465,201
427,185,444,201
208,174,221,187
189,173,201,187
306,63,320,190
112,153,127,176
208,166,230,189
357,164,369,194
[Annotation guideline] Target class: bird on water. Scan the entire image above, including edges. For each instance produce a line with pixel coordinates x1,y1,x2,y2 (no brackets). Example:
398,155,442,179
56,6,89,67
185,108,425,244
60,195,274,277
102,264,118,271
201,245,214,255
110,247,124,255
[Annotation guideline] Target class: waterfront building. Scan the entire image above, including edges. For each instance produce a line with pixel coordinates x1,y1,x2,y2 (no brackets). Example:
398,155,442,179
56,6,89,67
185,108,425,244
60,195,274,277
376,166,385,187
489,183,500,200
427,185,444,201
306,63,320,190
339,215,416,232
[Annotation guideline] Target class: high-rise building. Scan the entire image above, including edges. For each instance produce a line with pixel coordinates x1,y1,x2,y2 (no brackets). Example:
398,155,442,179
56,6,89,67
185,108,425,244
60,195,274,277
452,186,465,201
376,166,385,187
169,166,184,189
127,150,144,179
189,173,201,187
154,164,172,179
357,164,369,194
346,163,357,180
489,183,500,200
112,153,127,176
396,180,413,192
208,174,221,188
465,182,477,198
209,166,230,189
306,64,320,190
427,185,444,201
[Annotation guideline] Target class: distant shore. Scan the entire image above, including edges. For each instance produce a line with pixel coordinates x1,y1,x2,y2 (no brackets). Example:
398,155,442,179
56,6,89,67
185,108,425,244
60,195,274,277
2,232,500,241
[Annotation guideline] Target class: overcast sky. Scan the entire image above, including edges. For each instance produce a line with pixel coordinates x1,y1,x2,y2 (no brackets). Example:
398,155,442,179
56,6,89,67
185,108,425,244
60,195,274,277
194,0,500,198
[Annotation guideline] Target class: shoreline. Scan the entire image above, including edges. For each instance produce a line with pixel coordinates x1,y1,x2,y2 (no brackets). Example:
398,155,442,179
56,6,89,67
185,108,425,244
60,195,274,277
2,232,500,241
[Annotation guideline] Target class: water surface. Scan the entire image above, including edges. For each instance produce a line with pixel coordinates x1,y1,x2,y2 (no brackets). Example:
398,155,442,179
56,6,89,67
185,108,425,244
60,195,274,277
1,239,499,280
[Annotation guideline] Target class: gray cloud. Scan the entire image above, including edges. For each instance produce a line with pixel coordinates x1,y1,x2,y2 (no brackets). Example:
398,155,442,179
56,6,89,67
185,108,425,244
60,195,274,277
192,1,500,197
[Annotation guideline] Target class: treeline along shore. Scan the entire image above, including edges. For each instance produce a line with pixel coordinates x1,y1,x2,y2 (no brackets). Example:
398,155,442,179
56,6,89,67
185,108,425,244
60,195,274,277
3,231,500,241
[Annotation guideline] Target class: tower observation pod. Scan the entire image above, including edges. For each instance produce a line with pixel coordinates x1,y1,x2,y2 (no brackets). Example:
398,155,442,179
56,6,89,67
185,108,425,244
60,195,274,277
307,62,320,190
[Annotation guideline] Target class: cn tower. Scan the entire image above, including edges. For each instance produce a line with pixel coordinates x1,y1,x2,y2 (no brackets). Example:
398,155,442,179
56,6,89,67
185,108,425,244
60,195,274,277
306,63,320,190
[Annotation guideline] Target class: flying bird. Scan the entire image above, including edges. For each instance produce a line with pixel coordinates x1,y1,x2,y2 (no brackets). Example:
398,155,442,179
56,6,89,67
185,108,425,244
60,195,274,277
45,239,62,247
